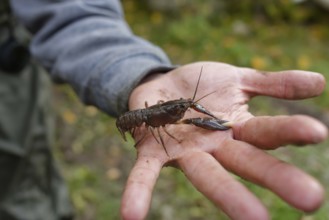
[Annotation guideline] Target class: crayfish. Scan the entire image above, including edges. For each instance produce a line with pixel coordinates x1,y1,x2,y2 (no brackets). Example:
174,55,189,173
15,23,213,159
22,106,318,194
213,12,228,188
116,67,231,155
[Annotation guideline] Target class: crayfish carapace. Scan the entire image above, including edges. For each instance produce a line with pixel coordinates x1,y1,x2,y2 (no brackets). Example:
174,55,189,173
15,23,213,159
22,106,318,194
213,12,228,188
116,67,231,156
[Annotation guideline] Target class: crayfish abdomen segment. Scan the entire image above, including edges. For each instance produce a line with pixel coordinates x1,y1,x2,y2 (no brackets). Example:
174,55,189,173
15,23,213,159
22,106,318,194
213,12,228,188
116,109,145,135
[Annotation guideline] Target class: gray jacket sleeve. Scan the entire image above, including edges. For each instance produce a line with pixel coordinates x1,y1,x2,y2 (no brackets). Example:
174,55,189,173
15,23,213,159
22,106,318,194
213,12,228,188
10,0,173,117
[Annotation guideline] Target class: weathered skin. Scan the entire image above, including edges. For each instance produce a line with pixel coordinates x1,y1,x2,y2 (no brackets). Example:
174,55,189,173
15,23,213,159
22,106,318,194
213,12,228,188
122,62,327,220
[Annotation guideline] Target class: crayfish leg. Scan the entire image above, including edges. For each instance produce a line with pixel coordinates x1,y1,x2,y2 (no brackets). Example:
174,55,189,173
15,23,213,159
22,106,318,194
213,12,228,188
157,128,169,156
134,129,148,148
131,128,136,138
149,127,160,144
120,130,127,141
133,125,149,147
162,126,181,143
133,125,160,147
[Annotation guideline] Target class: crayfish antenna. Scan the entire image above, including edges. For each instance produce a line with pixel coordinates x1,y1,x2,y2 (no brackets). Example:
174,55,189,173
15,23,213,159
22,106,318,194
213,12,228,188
194,90,217,103
192,66,203,101
191,66,217,103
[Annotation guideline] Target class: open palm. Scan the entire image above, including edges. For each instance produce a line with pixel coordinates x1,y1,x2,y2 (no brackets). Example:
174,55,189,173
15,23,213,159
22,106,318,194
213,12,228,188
120,62,328,220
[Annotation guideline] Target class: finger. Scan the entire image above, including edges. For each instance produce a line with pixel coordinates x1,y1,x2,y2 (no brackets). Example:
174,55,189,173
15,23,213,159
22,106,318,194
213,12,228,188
233,115,328,149
240,68,326,99
214,139,325,212
178,151,269,220
121,156,163,220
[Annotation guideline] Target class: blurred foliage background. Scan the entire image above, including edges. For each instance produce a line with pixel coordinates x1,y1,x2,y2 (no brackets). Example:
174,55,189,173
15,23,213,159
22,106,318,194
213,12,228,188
53,0,329,219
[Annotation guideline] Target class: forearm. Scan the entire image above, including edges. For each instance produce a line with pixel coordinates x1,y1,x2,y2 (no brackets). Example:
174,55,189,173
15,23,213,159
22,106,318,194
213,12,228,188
10,0,172,116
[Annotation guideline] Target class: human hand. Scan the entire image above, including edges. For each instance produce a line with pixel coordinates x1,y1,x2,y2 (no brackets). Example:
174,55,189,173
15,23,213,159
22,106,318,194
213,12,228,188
120,62,328,220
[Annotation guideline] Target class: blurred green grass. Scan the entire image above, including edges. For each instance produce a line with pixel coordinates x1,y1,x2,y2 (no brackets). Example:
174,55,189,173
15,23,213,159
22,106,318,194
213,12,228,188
53,1,329,219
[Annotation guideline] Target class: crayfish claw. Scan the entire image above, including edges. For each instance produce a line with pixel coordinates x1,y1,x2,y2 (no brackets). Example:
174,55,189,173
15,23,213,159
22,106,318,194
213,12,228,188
192,103,217,119
180,117,232,131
